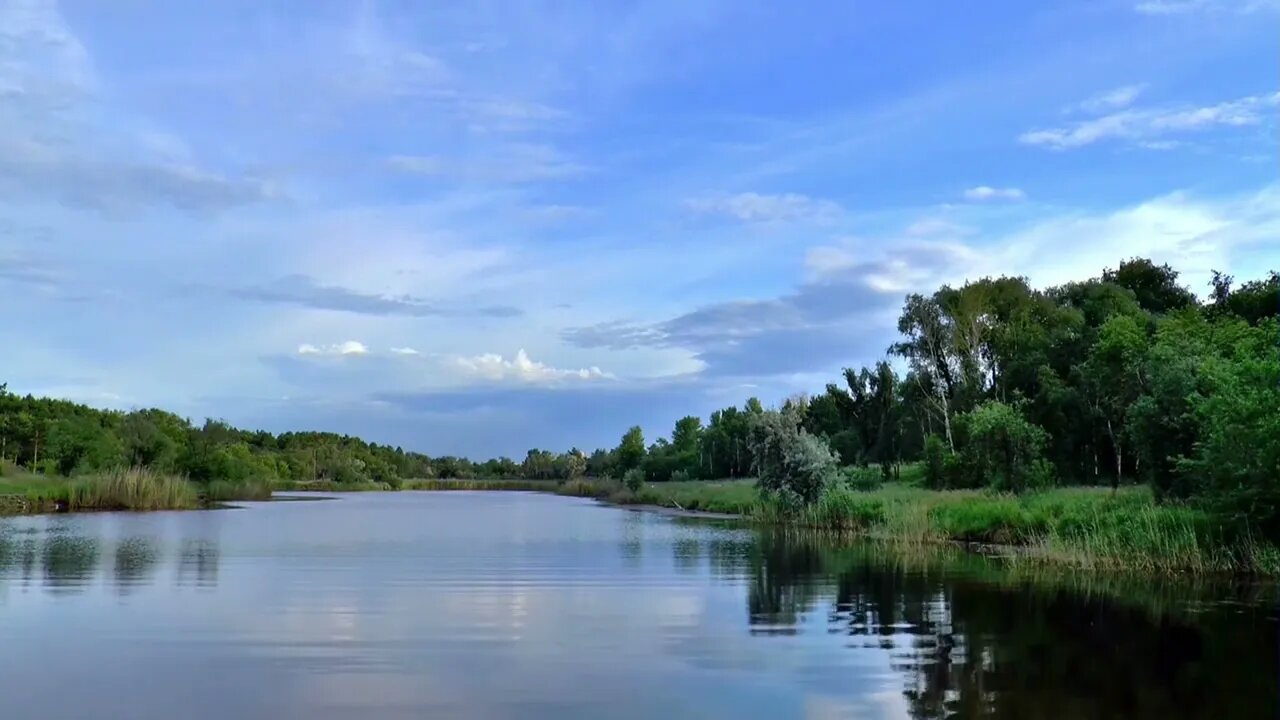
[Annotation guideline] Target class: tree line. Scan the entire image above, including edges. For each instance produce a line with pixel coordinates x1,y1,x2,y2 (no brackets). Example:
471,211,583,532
2,258,1277,536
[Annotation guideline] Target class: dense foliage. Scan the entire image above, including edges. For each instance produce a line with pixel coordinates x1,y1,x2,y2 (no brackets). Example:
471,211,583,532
1,258,1276,541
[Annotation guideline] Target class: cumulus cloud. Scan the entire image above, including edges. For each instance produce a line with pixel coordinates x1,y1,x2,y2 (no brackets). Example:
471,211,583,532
1020,91,1280,150
297,341,369,356
452,349,613,383
389,346,420,355
230,274,522,318
684,192,841,224
962,186,1026,202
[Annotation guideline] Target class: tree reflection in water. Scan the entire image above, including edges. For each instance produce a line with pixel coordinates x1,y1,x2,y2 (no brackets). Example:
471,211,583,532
739,531,1279,719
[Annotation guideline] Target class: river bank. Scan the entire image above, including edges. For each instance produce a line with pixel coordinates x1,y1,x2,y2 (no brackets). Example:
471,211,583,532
0,466,272,513
6,468,1277,576
473,476,1280,576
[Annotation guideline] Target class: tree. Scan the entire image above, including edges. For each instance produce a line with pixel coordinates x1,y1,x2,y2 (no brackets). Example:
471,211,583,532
1080,314,1149,488
616,426,646,471
893,294,960,450
955,401,1052,493
1103,257,1197,314
671,416,703,455
1209,270,1279,326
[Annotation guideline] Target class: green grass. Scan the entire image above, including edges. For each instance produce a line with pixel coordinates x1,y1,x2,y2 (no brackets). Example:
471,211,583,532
23,467,201,511
404,478,561,492
543,473,1280,574
272,479,392,492
1,463,267,511
203,478,275,502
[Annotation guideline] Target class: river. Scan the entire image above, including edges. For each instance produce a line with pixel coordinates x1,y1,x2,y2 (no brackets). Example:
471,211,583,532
0,491,1275,719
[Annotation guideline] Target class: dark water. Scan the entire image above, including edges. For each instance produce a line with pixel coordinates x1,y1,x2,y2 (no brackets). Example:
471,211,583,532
0,492,1276,719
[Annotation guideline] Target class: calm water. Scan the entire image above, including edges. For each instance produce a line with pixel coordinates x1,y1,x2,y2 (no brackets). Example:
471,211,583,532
1,492,1276,719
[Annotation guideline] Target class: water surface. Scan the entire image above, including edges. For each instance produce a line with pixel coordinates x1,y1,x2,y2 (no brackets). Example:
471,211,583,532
1,492,1275,719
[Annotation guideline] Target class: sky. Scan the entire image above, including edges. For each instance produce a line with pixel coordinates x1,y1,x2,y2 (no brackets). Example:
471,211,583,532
1,0,1277,458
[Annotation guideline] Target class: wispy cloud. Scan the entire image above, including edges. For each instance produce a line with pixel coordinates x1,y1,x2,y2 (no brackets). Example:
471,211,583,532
1020,90,1280,150
230,274,522,318
1075,84,1147,113
684,192,840,224
297,341,369,356
387,143,585,183
962,186,1026,202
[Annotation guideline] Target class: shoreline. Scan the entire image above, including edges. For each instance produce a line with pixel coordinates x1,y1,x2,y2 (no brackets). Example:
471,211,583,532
7,480,1278,577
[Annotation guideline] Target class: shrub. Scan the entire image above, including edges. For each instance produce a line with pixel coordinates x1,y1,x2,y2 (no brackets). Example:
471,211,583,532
749,410,839,508
923,436,947,489
670,469,691,483
623,467,645,493
842,465,881,491
956,401,1054,493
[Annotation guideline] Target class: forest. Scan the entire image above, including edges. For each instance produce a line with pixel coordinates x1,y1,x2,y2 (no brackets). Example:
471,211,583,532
1,258,1277,541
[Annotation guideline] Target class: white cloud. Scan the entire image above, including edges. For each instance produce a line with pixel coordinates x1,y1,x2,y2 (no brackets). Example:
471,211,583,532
389,346,420,355
1018,90,1280,149
452,349,613,383
685,192,840,223
962,186,1026,202
803,184,1279,299
1075,84,1147,113
1021,91,1280,150
297,341,369,356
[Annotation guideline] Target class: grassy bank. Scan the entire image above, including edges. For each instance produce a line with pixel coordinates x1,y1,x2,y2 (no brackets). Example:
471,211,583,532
543,476,1280,575
404,478,561,492
0,462,275,512
2,467,199,511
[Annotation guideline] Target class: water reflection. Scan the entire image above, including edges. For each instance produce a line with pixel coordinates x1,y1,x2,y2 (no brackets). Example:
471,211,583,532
738,532,1279,719
177,538,220,589
0,517,221,594
113,537,160,593
0,495,1275,720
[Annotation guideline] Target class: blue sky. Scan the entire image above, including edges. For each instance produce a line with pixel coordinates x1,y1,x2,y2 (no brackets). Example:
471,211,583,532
2,0,1277,458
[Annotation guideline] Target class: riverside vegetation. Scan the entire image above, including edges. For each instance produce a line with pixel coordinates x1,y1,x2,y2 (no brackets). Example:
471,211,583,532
1,258,1277,573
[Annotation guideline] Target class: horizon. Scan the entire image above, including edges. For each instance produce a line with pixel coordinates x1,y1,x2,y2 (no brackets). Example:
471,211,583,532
2,0,1277,457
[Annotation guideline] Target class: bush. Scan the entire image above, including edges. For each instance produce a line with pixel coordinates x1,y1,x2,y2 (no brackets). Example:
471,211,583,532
923,436,947,489
670,469,691,483
623,467,645,493
749,410,839,508
842,465,882,491
956,401,1054,493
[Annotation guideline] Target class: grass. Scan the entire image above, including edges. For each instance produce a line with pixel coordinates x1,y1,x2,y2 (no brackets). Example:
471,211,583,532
0,462,269,511
554,477,761,514
14,467,201,511
404,478,561,492
272,479,392,492
538,471,1280,574
203,478,275,502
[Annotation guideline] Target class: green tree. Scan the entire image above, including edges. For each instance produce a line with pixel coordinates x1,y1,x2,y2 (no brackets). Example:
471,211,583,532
616,426,646,471
956,401,1052,493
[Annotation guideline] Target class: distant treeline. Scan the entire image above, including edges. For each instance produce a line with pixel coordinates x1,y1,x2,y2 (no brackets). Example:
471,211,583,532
1,259,1277,534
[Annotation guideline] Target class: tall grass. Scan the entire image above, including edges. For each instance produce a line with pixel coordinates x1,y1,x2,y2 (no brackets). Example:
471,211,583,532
59,467,198,511
755,483,1280,574
203,478,274,502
